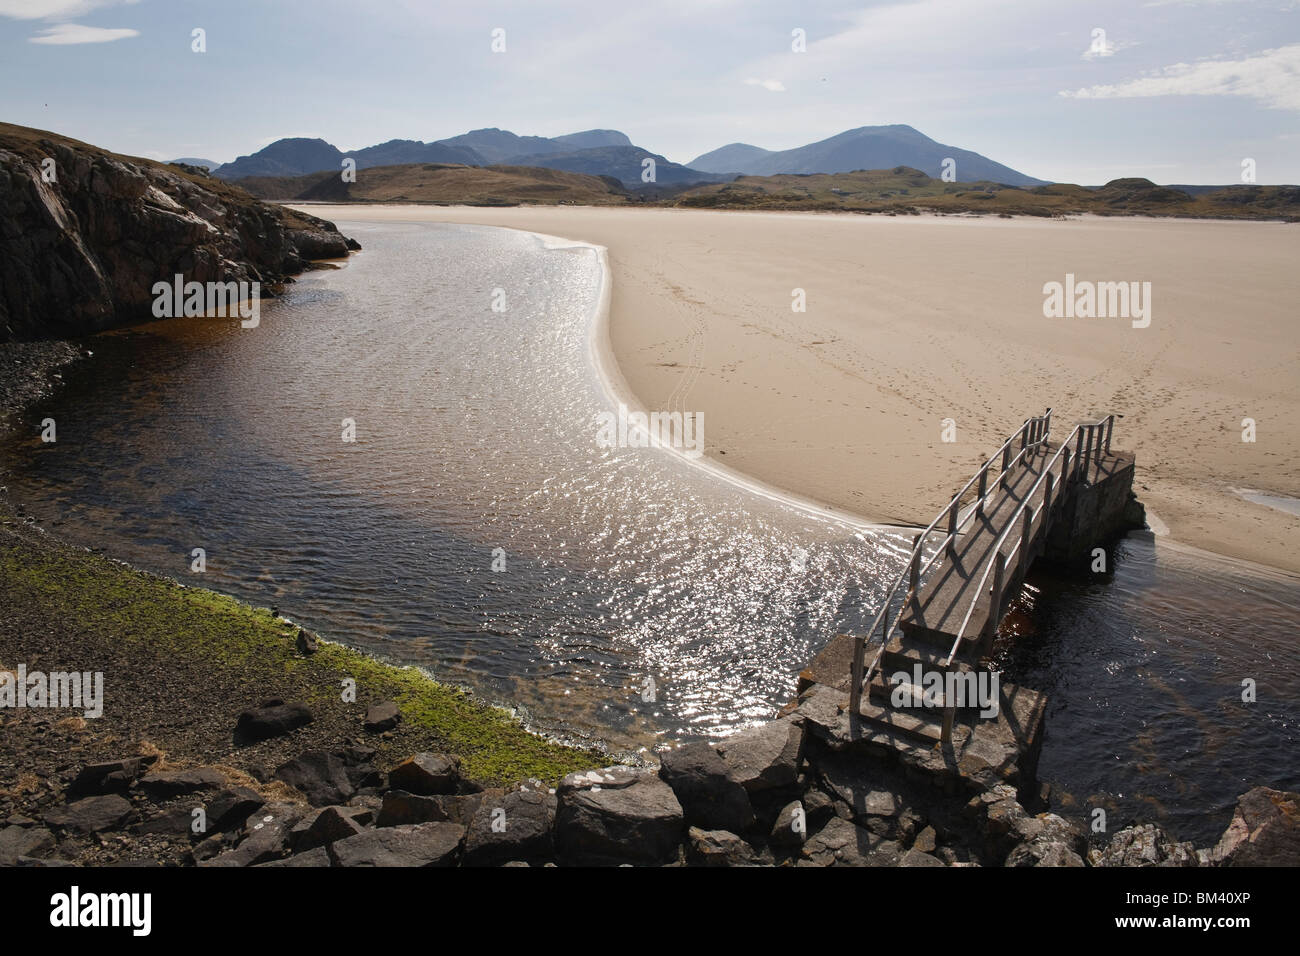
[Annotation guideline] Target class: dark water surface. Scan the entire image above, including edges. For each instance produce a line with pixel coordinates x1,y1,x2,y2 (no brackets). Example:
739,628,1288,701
2,220,1295,845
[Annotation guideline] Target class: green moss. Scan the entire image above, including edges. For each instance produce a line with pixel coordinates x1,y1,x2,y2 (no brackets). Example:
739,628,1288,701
0,527,607,785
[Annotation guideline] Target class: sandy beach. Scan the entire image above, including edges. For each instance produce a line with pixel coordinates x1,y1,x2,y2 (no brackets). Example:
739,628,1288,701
295,205,1300,575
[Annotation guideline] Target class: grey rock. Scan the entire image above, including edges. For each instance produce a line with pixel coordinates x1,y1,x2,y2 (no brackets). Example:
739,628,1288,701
67,757,151,798
899,848,946,867
556,767,684,866
138,767,228,800
204,787,266,833
658,742,754,833
1089,824,1199,867
289,805,368,851
1202,787,1300,867
201,802,305,867
1004,813,1087,867
799,817,901,867
234,700,313,744
328,822,464,867
686,827,772,866
716,719,804,793
770,800,808,850
274,751,355,807
387,753,460,796
295,627,318,655
363,701,400,733
463,785,556,867
0,825,55,865
44,795,136,834
134,806,198,837
257,846,331,867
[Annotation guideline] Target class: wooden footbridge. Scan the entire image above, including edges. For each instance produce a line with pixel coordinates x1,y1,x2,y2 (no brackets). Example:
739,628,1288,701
829,409,1134,753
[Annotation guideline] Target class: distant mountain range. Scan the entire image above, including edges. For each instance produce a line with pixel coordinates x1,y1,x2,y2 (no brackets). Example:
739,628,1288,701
206,124,1046,189
688,125,1047,187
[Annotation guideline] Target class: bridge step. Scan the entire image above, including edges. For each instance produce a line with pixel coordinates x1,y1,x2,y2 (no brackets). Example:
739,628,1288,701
854,695,948,744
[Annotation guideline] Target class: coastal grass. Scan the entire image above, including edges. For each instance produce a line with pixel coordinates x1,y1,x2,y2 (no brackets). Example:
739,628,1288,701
0,519,607,785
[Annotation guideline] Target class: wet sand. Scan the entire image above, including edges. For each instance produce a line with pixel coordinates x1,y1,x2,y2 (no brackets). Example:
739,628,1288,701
294,205,1300,575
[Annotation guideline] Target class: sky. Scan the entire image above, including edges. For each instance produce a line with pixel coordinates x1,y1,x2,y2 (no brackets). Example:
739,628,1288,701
1,0,1297,184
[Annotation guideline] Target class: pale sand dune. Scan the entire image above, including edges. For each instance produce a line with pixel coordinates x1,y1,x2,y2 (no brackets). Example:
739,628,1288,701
297,205,1300,574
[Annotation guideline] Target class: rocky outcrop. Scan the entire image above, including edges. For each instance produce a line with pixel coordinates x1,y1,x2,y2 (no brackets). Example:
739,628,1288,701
1199,787,1299,866
0,122,359,342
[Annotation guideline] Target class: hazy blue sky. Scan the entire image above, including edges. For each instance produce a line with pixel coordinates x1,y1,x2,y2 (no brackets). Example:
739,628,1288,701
2,0,1297,183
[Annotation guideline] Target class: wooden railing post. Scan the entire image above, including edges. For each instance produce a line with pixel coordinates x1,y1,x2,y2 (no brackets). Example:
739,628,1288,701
976,466,988,517
1062,445,1072,487
1074,428,1085,480
1020,422,1028,451
981,551,1007,655
909,534,922,592
1000,444,1011,488
849,636,865,714
1105,415,1114,454
1020,506,1034,572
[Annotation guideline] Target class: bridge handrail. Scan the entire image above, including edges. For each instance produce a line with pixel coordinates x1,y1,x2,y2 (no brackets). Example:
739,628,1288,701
848,408,1054,714
940,413,1115,668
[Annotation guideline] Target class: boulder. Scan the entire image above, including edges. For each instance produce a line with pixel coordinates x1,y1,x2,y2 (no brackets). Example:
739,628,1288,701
899,848,946,867
295,628,318,655
137,767,228,800
0,825,55,865
686,827,772,866
463,785,556,867
135,807,198,837
289,806,368,851
1088,823,1198,867
204,787,266,833
200,802,305,867
770,800,808,850
1202,787,1299,867
815,755,903,821
658,742,754,833
1004,814,1086,867
556,767,684,866
44,795,136,835
328,822,465,867
387,753,460,796
799,817,900,867
233,700,313,744
67,757,152,798
273,751,355,807
716,719,803,793
257,846,331,867
363,701,401,733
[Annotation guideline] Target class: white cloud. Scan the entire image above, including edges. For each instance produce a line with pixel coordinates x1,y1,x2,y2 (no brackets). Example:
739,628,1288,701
0,0,137,20
745,77,786,92
1061,44,1300,110
29,22,138,44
